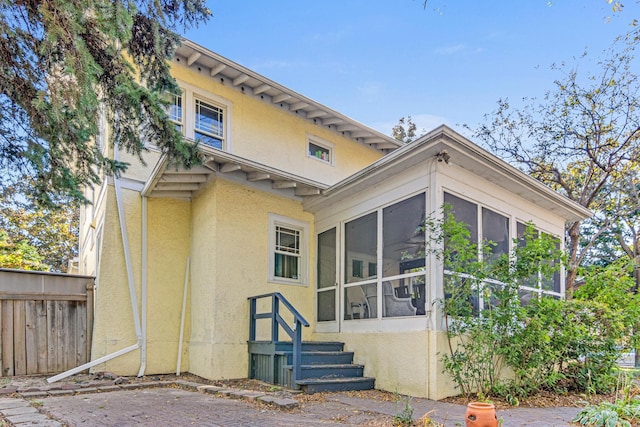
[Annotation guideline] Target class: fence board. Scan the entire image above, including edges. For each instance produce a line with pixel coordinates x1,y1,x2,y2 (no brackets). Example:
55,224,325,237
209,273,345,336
77,300,87,366
35,301,48,374
25,301,38,374
46,300,56,374
0,270,94,377
0,302,2,373
14,301,27,375
1,301,14,376
54,301,67,372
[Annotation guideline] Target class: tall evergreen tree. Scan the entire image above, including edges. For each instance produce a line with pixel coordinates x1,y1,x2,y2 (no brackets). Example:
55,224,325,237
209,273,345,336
0,0,210,205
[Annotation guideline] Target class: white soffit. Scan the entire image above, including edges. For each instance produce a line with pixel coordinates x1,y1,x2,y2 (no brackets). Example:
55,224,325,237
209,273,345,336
174,39,402,154
141,148,329,200
304,125,592,223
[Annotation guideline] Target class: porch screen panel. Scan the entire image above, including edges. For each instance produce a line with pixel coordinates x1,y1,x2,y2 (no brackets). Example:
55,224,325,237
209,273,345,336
517,221,540,299
482,208,509,263
317,228,336,321
541,235,561,294
344,212,377,284
344,212,377,321
443,192,479,313
382,193,426,317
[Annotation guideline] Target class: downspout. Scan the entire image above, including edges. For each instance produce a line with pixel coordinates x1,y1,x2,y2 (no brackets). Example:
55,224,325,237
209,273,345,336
113,143,143,345
176,257,190,375
425,156,438,400
137,196,148,377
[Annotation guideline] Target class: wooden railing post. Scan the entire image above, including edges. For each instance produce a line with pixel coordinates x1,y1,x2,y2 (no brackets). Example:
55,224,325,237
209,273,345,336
292,319,302,387
248,297,257,341
247,292,309,389
271,296,279,342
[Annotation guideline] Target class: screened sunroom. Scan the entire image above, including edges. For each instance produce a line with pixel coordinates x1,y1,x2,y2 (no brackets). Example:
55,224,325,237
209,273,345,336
306,126,590,335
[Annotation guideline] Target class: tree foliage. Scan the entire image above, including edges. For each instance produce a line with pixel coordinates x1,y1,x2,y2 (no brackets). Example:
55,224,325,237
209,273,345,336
0,176,78,272
0,231,48,271
425,208,627,401
391,116,426,144
467,36,640,295
0,0,210,205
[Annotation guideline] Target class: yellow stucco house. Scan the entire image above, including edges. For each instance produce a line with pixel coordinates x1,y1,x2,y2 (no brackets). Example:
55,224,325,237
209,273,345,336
76,38,591,400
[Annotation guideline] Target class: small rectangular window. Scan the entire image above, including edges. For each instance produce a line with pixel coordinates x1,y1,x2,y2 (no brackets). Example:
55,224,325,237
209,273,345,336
307,136,334,164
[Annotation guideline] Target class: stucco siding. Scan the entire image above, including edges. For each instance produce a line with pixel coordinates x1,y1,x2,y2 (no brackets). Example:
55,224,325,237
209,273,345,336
91,186,142,374
171,64,383,185
145,197,192,374
188,178,315,380
314,330,457,400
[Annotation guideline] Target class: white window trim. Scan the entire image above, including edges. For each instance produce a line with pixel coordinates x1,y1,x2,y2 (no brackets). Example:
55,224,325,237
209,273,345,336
160,80,233,152
306,134,335,166
268,213,309,286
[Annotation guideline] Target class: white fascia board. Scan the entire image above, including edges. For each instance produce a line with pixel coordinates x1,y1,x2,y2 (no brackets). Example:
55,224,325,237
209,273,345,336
178,39,402,151
305,125,592,222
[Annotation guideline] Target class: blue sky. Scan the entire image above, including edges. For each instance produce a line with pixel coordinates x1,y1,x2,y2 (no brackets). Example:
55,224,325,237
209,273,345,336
184,1,638,136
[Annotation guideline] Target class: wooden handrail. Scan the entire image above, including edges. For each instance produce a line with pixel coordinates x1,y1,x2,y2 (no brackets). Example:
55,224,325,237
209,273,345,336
248,292,309,388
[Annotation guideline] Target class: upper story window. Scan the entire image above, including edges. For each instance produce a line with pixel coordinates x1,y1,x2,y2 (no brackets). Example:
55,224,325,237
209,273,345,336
268,214,309,286
195,99,224,149
307,135,334,165
166,83,230,151
168,92,183,130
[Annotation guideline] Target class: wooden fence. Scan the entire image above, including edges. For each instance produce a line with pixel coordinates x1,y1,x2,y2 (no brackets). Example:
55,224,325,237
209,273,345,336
0,269,94,377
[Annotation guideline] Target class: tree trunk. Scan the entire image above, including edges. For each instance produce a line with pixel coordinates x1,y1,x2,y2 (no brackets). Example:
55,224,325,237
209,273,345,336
635,255,639,368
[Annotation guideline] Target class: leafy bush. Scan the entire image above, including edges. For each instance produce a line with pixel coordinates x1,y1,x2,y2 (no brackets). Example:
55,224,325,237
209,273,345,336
425,208,629,401
573,399,640,427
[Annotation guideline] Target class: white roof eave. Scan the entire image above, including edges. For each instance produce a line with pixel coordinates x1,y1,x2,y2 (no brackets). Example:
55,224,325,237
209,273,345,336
175,39,403,154
304,125,592,223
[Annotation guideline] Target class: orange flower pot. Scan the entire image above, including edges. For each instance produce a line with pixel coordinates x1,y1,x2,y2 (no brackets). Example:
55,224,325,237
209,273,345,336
465,402,498,427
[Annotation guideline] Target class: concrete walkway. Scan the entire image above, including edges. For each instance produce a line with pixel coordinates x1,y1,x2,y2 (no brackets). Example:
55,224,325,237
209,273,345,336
0,379,583,426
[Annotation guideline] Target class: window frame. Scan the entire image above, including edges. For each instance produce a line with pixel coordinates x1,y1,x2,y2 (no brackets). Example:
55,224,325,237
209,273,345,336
442,191,564,312
162,81,232,151
306,134,335,166
342,192,428,321
268,214,310,286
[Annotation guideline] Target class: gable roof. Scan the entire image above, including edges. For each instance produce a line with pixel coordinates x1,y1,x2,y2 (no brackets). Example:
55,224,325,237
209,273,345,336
304,125,592,223
175,39,402,153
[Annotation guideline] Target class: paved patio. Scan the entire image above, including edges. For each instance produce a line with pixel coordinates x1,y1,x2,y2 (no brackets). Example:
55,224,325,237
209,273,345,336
0,380,583,426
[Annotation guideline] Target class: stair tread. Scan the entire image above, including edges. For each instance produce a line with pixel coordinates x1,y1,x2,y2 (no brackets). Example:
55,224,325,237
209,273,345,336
296,377,375,385
275,350,353,355
303,364,363,369
285,363,364,369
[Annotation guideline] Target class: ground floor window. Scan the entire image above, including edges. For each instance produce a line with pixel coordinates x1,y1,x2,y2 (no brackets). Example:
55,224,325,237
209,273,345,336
268,214,309,285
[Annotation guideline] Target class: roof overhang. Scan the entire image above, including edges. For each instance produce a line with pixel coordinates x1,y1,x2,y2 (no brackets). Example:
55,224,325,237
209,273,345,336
141,145,330,200
304,125,593,223
174,39,402,154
